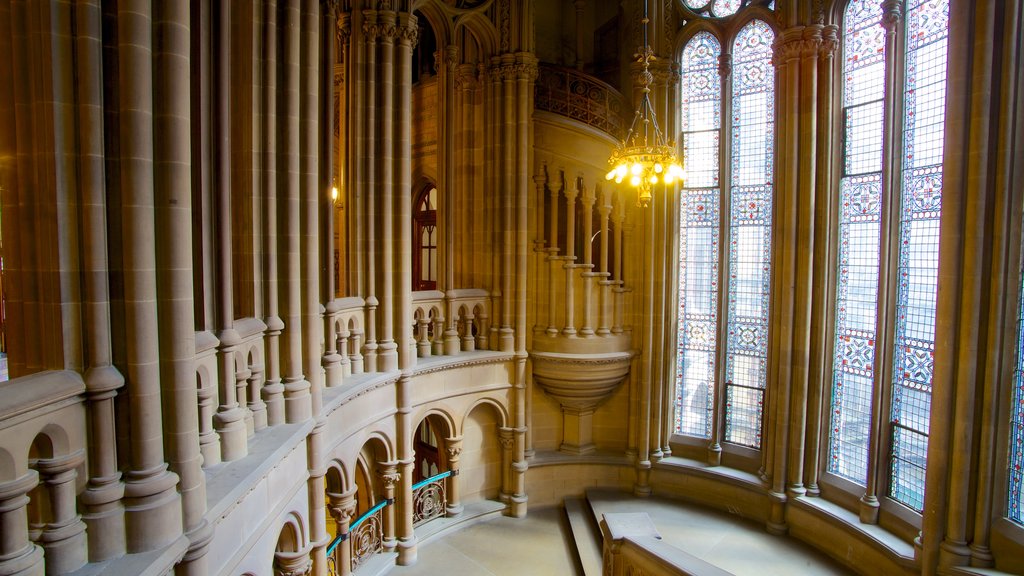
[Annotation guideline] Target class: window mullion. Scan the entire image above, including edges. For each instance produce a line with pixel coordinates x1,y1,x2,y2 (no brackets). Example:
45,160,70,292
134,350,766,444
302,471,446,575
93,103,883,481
711,48,733,465
864,0,907,523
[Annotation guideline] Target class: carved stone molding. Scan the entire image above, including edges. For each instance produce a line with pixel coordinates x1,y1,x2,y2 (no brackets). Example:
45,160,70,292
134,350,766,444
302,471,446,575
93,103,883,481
377,470,401,488
881,0,902,31
820,24,838,57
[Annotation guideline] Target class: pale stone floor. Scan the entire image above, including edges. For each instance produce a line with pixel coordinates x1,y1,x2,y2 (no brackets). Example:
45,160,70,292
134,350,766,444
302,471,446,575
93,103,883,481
392,496,853,576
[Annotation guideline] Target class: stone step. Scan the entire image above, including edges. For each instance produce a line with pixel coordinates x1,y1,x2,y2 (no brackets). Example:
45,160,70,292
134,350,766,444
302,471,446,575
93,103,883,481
564,497,603,576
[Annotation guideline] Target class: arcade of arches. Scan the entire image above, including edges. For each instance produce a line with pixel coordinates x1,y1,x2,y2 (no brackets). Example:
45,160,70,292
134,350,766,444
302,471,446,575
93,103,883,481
0,0,1021,575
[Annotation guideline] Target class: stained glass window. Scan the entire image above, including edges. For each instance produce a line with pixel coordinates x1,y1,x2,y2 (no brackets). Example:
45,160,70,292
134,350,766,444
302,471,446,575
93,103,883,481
828,0,886,485
724,20,774,448
712,0,741,18
1011,245,1024,525
676,32,722,438
888,0,948,513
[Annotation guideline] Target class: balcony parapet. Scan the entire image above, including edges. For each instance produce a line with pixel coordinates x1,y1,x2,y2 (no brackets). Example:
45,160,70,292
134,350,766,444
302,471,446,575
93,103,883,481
535,63,626,140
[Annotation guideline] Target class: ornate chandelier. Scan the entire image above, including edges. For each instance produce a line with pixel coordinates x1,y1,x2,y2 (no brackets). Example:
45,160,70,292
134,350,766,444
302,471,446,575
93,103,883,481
605,0,683,207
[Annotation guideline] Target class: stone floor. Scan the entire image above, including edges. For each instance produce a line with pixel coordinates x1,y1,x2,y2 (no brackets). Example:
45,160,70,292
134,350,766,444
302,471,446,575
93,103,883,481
391,507,580,576
391,494,853,576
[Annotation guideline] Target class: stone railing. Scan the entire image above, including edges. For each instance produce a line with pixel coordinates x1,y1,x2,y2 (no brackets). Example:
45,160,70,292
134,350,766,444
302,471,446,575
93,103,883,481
534,63,626,139
600,512,734,576
0,370,88,575
409,289,491,357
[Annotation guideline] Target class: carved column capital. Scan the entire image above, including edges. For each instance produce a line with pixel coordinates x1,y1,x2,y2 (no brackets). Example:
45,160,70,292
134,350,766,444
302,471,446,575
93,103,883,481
397,13,420,47
881,0,902,31
377,466,401,488
819,24,839,57
718,53,732,78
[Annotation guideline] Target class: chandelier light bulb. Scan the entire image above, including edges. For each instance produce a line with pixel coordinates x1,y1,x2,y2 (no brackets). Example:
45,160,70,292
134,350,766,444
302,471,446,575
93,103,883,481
630,175,641,187
654,163,663,173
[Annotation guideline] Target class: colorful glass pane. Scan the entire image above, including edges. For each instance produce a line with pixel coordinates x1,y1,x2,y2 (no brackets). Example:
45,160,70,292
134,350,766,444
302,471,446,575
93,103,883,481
1011,242,1024,525
828,0,885,485
889,0,948,512
676,32,722,438
724,20,773,448
712,0,741,18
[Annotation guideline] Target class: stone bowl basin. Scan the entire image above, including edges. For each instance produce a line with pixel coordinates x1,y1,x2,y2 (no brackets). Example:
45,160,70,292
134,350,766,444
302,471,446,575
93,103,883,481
530,349,633,411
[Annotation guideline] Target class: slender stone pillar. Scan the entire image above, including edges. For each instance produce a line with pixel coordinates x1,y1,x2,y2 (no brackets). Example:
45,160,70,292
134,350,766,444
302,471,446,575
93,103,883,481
72,0,127,561
117,0,183,552
396,13,417,371
395,457,417,565
0,472,43,575
361,8,380,372
511,53,535,518
805,24,838,497
498,427,514,503
326,488,356,576
211,0,248,461
444,438,464,517
153,0,212,569
248,364,268,431
307,421,329,576
786,25,823,500
321,3,343,388
301,0,324,420
282,0,313,422
34,452,87,573
262,0,287,428
377,464,399,553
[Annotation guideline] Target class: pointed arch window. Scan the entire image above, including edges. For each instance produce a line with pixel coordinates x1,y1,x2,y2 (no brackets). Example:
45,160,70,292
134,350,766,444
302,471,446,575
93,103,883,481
826,0,949,514
413,186,438,291
674,17,776,451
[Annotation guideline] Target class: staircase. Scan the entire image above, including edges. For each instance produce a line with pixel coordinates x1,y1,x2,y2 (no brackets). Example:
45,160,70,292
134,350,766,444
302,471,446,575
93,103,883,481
563,496,603,576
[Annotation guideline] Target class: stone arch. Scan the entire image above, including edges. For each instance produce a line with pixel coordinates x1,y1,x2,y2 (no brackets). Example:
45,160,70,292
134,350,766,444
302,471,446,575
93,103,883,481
453,9,498,59
352,435,391,516
411,410,457,482
275,511,307,553
459,400,506,502
463,397,509,430
0,447,15,482
273,512,310,576
325,460,349,494
30,422,72,460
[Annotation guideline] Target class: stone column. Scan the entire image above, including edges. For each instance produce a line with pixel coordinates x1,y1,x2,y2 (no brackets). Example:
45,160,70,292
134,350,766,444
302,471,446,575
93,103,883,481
321,2,343,389
326,488,356,576
0,472,43,575
444,438,464,517
301,0,324,423
307,420,329,576
375,8,398,373
73,0,126,562
498,427,514,503
786,25,823,501
248,364,268,432
395,457,417,565
378,464,399,553
499,57,516,352
282,0,313,422
154,0,212,569
361,8,380,372
117,0,183,552
805,24,838,497
395,13,417,371
212,0,248,461
262,0,287,428
34,452,87,573
708,52,731,467
513,54,532,521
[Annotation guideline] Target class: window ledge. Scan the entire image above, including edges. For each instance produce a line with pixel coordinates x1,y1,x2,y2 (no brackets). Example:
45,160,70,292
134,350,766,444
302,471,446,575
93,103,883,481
790,495,918,568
